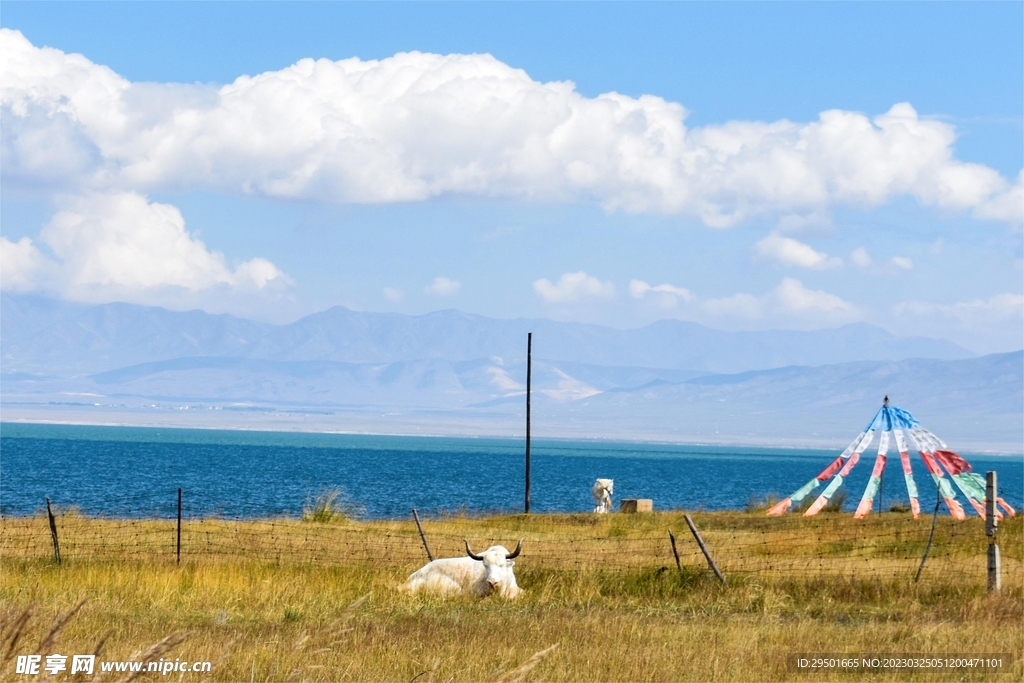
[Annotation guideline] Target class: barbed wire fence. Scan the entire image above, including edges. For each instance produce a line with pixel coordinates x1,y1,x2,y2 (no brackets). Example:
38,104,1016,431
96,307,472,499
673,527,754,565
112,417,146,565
2,490,1018,590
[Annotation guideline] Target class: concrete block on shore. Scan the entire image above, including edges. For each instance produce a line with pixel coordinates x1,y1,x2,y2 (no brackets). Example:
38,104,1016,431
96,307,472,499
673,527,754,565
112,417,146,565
620,498,653,513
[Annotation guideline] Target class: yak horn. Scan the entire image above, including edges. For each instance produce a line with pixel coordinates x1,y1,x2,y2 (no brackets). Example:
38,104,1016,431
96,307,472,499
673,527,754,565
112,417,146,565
464,540,484,561
505,539,523,559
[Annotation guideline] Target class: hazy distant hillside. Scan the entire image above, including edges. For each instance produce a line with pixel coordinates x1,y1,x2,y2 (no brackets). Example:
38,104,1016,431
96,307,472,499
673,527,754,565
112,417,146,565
4,294,1017,450
540,351,1023,449
1,294,974,375
3,350,1019,451
5,354,700,408
1,295,270,373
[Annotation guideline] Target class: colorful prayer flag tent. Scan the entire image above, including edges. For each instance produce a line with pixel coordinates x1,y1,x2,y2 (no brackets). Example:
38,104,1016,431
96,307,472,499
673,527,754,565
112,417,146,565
766,397,1017,520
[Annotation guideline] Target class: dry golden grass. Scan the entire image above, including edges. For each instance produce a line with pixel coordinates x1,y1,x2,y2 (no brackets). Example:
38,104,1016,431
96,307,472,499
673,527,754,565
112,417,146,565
1,511,1021,682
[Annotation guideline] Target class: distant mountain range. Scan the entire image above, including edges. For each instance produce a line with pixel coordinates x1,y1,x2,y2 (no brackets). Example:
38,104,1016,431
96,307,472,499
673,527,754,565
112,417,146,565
2,293,1020,451
541,351,1023,450
1,293,973,374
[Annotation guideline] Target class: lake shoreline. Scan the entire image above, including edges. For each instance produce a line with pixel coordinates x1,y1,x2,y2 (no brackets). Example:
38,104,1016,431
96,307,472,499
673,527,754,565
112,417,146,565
3,413,1022,455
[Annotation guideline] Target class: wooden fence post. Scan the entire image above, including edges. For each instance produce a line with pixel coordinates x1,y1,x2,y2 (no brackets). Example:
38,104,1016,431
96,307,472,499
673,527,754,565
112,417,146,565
668,530,682,573
45,498,61,564
684,514,725,584
986,471,1000,591
915,486,942,583
177,487,182,565
412,508,434,561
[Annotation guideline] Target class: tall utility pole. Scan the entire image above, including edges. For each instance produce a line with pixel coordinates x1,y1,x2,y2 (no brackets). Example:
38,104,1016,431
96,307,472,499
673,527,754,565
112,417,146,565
525,332,532,513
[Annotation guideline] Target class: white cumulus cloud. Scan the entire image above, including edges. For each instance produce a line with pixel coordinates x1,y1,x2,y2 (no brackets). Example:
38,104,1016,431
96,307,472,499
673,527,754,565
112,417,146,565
850,247,873,268
425,276,461,297
0,191,288,298
972,171,1023,225
0,236,50,290
753,233,842,270
702,277,858,324
534,271,615,303
891,256,914,270
382,286,405,302
773,277,855,314
629,279,693,307
2,29,1020,227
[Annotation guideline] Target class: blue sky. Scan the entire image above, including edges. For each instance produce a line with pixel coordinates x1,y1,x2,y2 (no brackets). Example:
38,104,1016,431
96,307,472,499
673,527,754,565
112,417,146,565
1,1,1021,353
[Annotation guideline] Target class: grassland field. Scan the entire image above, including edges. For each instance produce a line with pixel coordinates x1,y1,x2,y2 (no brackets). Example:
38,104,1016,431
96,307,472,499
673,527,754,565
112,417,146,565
1,510,1021,682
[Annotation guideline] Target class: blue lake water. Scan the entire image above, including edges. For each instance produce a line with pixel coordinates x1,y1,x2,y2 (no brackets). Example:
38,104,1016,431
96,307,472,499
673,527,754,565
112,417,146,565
1,422,1021,519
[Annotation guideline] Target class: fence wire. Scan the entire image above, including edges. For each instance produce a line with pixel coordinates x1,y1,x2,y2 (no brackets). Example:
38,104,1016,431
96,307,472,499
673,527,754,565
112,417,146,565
4,500,1020,590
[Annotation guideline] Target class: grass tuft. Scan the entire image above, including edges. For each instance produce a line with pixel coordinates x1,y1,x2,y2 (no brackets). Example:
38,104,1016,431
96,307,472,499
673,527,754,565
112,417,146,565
302,488,357,523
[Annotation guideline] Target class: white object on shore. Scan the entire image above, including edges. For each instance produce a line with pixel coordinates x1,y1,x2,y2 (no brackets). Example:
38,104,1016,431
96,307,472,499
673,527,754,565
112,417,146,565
620,498,653,513
592,478,614,513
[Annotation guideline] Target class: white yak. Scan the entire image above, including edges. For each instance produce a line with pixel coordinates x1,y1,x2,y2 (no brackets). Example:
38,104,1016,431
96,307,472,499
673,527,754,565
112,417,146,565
404,540,523,598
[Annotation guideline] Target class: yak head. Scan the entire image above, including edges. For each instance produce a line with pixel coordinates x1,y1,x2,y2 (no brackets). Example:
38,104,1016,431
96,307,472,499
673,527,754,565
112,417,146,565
464,539,523,597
